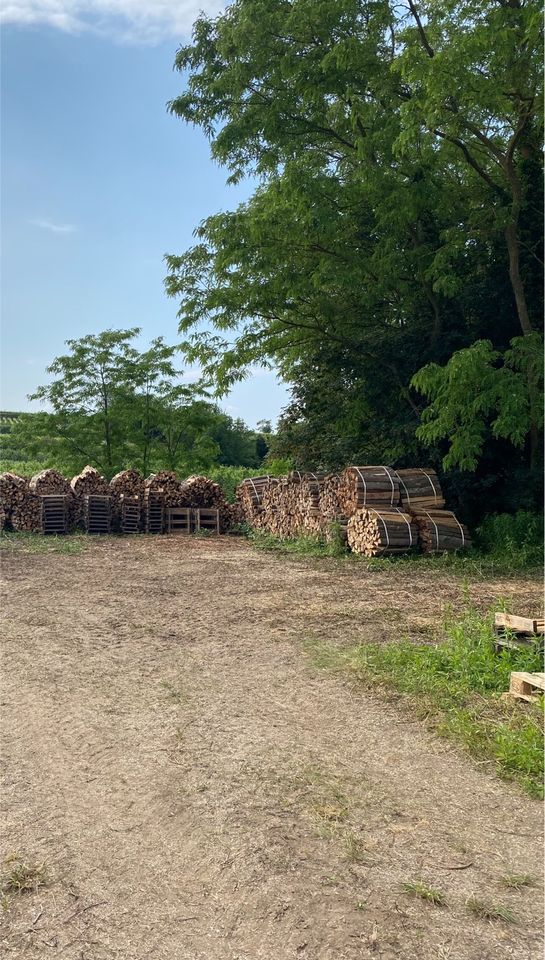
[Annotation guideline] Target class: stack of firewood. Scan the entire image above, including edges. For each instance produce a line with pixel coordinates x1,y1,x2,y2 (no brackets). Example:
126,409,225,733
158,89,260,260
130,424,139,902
70,465,109,498
178,475,225,509
347,507,418,556
337,466,400,515
237,476,278,527
144,472,183,507
29,469,75,529
411,510,471,553
110,469,145,500
397,468,445,511
0,472,29,527
299,473,327,535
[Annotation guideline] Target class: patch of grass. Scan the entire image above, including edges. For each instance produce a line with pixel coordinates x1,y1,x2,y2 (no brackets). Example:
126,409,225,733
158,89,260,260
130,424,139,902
0,531,90,555
247,527,348,559
160,681,188,705
402,880,447,906
500,873,536,890
309,606,544,798
1,856,48,895
466,897,517,923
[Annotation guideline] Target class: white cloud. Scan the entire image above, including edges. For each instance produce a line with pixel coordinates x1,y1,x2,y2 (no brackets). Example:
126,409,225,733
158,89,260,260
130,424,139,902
1,1,224,42
29,218,77,233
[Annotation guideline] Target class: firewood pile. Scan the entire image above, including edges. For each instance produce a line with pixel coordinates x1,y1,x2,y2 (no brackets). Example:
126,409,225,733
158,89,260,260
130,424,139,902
347,507,418,556
236,464,470,556
0,473,29,524
70,465,109,497
29,469,76,528
110,469,146,501
144,471,183,507
178,475,225,509
411,510,471,553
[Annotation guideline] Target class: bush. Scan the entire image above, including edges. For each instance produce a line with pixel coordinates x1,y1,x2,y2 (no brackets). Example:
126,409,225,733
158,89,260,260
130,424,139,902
474,511,543,569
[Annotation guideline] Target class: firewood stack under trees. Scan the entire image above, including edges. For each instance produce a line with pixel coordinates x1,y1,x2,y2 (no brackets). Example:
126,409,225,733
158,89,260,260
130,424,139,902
144,472,183,506
71,466,110,524
236,464,470,557
0,473,29,525
29,469,76,530
178,476,225,509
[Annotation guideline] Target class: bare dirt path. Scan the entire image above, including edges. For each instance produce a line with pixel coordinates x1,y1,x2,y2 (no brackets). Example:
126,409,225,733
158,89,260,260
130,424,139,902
1,537,542,959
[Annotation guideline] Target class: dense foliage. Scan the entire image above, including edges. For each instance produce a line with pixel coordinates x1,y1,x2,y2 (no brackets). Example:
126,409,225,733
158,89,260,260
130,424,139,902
2,330,271,479
166,0,543,519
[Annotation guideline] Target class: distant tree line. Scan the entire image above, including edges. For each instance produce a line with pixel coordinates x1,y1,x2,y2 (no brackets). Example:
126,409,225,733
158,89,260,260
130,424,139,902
165,0,543,522
1,330,273,479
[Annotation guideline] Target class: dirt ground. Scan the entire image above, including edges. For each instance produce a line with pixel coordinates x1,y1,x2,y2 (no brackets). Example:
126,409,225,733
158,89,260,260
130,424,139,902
1,536,543,960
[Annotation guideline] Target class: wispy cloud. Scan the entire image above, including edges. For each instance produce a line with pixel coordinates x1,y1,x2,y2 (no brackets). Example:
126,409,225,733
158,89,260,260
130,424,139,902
29,218,77,234
1,1,224,43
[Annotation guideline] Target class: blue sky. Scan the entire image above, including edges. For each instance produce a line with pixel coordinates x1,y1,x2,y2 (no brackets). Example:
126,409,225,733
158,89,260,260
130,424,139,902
0,2,289,427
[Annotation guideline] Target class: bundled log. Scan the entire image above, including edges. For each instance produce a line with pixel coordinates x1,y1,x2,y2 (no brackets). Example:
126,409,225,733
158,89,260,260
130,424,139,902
396,468,445,511
237,476,278,526
412,510,471,553
178,475,225,509
0,473,29,520
144,471,183,507
338,466,400,515
70,465,109,497
347,507,418,556
11,492,42,533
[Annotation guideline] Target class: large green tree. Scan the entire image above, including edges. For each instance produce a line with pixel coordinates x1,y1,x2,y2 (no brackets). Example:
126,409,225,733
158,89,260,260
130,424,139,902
166,0,543,510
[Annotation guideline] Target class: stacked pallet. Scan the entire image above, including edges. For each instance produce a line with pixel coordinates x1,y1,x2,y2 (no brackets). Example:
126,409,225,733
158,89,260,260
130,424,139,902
30,469,76,529
71,466,110,526
347,507,418,556
110,470,145,531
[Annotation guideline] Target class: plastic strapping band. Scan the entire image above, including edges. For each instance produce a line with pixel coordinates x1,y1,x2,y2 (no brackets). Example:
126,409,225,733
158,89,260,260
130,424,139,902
249,478,260,501
382,466,396,505
425,511,440,551
451,512,466,546
394,507,413,547
419,468,438,503
397,473,410,505
354,467,368,504
376,511,390,547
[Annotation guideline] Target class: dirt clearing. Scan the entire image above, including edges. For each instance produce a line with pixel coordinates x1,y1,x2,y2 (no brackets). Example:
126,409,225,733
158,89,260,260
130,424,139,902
1,537,543,959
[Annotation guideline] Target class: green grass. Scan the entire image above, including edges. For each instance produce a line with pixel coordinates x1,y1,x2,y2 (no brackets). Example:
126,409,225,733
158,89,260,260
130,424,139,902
500,873,536,890
0,531,91,555
466,897,517,923
308,606,544,798
402,880,447,906
246,524,348,559
1,856,48,895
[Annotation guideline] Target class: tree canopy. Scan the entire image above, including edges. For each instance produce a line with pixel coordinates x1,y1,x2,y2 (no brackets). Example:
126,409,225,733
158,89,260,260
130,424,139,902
165,0,543,515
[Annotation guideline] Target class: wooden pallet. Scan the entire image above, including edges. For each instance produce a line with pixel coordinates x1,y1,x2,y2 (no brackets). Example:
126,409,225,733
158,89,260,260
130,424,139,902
83,494,111,534
494,613,544,653
194,508,220,534
166,507,192,534
41,495,68,535
120,496,141,534
504,672,545,703
145,493,165,534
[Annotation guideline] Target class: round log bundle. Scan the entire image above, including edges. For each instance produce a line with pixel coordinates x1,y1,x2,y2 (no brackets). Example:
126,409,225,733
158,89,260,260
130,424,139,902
0,473,29,520
178,475,225,509
338,466,400,515
396,468,445,511
412,510,471,553
110,469,145,500
237,476,278,526
29,469,71,496
70,465,109,497
144,471,183,507
347,507,418,556
11,492,42,533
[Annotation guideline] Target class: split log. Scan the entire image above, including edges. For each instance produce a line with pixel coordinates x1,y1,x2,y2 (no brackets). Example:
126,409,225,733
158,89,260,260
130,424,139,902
11,492,42,533
70,465,109,497
396,468,445,511
411,510,471,553
347,507,418,556
178,475,225,509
